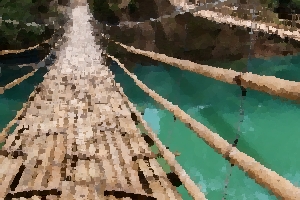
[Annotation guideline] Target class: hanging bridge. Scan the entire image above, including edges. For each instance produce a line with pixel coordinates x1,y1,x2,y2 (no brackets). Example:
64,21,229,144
0,0,300,199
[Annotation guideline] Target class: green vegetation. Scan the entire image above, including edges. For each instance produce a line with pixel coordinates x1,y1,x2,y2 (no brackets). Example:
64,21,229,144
88,0,121,24
128,0,138,15
0,0,63,50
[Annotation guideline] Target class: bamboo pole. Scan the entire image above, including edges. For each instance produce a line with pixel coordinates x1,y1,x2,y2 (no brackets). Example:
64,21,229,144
0,69,38,95
111,40,300,102
107,54,300,200
0,39,50,56
116,73,207,200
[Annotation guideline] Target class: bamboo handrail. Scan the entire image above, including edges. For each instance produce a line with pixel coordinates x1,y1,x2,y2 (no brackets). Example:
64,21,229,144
0,25,64,56
0,69,38,95
107,54,300,200
109,39,300,102
116,73,207,200
0,28,64,95
0,39,51,56
0,87,38,143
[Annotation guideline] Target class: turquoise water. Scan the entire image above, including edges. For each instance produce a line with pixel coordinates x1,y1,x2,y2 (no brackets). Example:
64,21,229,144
1,54,300,199
110,55,300,199
0,65,47,148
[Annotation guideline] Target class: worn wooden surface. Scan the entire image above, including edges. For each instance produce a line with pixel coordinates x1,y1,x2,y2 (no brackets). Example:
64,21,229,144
0,2,182,199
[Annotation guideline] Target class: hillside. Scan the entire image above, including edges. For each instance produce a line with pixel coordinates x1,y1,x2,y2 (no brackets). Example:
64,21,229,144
0,0,67,50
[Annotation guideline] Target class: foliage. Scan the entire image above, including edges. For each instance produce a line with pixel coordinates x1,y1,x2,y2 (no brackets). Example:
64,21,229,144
0,0,60,50
128,0,138,15
89,0,120,24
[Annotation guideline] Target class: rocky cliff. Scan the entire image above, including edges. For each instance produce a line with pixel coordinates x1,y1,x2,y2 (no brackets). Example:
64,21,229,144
92,0,300,70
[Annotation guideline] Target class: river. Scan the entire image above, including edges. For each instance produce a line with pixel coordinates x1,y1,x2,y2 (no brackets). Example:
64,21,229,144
1,51,299,199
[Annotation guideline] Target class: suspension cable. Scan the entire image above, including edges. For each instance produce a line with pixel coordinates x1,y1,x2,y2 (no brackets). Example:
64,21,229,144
221,2,257,199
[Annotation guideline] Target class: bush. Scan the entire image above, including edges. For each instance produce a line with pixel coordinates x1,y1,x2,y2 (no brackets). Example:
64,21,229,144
89,0,120,24
0,0,62,50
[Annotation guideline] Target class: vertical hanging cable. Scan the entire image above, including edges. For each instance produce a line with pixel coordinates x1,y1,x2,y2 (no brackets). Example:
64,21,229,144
168,17,187,150
221,1,256,199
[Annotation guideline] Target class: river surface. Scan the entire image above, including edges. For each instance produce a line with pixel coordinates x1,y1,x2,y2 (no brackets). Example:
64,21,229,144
1,52,300,199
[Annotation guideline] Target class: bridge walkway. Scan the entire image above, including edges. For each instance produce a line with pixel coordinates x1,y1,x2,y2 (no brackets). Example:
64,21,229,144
1,0,300,199
0,3,183,200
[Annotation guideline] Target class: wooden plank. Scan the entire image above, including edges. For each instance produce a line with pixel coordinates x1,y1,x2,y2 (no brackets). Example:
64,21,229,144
15,195,60,200
137,158,170,200
61,159,105,200
118,117,153,157
60,181,76,200
1,121,33,153
112,123,149,196
104,130,132,193
65,125,77,159
0,156,23,198
87,159,105,199
148,158,182,200
47,134,66,189
9,135,42,193
32,135,56,191
2,132,22,152
13,134,54,193
94,132,119,191
73,160,95,199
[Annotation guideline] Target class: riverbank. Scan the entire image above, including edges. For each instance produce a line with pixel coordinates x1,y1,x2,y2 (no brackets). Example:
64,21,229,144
89,0,300,71
101,14,300,72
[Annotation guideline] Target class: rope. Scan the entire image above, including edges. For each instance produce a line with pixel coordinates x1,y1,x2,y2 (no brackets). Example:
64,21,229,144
0,25,65,142
106,39,300,102
110,55,207,200
221,3,257,199
0,87,38,143
0,39,51,56
0,26,65,95
106,54,300,200
0,69,38,95
0,24,65,56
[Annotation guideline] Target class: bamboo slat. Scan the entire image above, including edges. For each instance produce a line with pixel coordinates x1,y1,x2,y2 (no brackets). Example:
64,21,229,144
110,124,148,196
105,130,134,193
0,156,24,198
148,158,183,200
47,134,66,189
12,134,55,193
137,158,172,200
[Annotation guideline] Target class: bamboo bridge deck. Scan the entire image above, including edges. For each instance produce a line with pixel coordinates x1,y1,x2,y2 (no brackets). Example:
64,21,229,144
0,3,182,200
1,0,300,200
